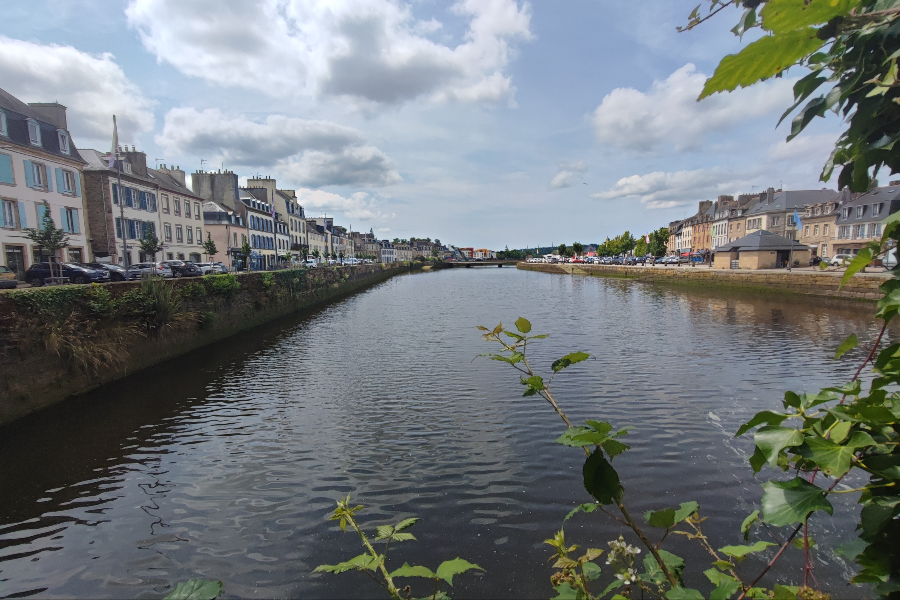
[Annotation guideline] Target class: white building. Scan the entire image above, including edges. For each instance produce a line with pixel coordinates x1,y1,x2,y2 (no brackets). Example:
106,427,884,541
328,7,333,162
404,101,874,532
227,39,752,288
0,89,88,279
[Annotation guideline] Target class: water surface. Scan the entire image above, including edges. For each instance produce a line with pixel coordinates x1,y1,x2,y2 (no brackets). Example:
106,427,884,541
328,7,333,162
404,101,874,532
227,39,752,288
0,268,884,598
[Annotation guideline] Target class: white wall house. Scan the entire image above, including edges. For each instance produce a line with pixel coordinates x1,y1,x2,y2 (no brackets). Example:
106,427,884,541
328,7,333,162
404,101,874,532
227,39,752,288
0,89,88,279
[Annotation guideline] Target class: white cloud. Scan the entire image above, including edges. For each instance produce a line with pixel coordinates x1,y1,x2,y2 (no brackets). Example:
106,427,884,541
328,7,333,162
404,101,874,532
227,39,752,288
591,64,794,153
156,107,401,187
126,0,532,107
297,188,395,221
550,160,586,189
0,36,154,147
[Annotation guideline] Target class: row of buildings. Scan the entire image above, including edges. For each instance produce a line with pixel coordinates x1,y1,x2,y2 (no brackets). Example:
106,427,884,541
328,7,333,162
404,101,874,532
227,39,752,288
664,184,900,268
0,87,455,279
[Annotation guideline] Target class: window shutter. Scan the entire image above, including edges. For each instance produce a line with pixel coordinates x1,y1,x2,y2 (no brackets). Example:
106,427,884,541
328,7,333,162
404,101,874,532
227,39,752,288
55,168,64,192
37,203,48,230
45,166,53,192
0,154,13,184
17,201,27,229
72,209,80,234
60,208,69,232
73,173,81,197
24,160,34,187
0,203,5,227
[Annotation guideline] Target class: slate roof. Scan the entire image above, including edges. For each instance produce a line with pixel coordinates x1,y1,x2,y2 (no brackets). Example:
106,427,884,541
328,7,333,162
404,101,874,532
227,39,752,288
835,185,900,225
81,148,200,198
714,230,809,252
745,189,839,216
0,86,83,163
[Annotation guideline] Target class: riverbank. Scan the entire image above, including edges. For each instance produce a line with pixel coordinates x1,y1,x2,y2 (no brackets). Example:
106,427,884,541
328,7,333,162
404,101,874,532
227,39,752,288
517,261,889,300
0,263,419,426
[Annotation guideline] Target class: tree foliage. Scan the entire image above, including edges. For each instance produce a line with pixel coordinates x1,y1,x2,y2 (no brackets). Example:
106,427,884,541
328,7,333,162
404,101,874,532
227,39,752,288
22,200,69,279
694,0,900,191
139,229,163,259
203,232,218,260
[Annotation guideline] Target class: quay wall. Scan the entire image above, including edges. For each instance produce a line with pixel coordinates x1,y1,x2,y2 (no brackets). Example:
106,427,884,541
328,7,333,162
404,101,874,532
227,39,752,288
0,263,418,426
517,262,888,301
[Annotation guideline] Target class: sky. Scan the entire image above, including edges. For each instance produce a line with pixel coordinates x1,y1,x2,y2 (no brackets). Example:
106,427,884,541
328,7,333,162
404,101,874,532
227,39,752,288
0,0,845,249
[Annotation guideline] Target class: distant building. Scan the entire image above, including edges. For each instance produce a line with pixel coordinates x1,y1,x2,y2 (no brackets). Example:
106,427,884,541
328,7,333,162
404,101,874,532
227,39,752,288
834,183,900,256
713,230,810,270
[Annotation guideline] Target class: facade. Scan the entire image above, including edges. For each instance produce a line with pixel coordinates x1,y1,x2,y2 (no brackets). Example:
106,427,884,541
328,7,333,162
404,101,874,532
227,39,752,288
245,177,307,262
306,220,328,262
395,243,413,261
83,149,204,266
797,192,843,258
379,240,396,263
411,240,433,257
713,230,810,270
0,89,88,279
834,184,900,255
742,188,839,241
242,188,277,269
666,220,683,255
712,194,760,249
202,201,245,270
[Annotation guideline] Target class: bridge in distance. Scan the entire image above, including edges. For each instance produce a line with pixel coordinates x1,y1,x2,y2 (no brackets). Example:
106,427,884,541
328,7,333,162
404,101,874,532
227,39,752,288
432,260,519,269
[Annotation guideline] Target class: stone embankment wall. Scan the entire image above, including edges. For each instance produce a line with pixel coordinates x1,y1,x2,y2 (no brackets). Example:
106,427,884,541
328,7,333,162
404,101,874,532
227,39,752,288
0,263,417,426
517,262,887,301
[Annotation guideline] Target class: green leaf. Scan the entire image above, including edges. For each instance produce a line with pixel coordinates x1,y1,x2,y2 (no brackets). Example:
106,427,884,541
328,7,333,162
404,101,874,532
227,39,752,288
834,537,868,561
315,553,380,574
673,501,699,523
391,532,416,542
514,317,532,333
435,557,483,585
761,0,859,33
395,517,418,531
564,502,599,522
582,450,623,505
754,426,804,467
585,420,613,436
731,6,758,38
840,247,873,290
551,351,591,372
700,28,824,99
644,549,686,585
749,446,767,474
556,426,598,447
375,525,394,539
772,584,800,600
761,478,833,526
645,507,677,528
163,580,223,600
389,563,437,579
719,541,776,559
791,535,816,549
778,71,827,126
835,333,858,359
705,569,741,600
802,436,856,477
741,510,760,540
829,420,852,444
582,561,602,581
667,587,705,600
713,560,735,571
736,410,789,437
551,582,579,600
601,439,630,460
601,579,624,596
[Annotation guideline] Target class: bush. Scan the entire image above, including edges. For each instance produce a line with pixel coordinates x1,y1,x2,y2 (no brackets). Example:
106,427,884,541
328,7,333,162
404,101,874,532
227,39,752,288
179,281,207,301
260,272,275,288
205,273,240,297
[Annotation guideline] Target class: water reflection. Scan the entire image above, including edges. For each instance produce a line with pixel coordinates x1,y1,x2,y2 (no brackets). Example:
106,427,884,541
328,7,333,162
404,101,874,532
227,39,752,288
0,269,885,598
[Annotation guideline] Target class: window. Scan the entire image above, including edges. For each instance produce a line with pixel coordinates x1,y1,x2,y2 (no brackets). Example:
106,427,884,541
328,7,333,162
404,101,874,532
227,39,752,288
26,161,48,189
60,169,76,194
112,183,120,204
27,119,41,146
771,216,781,226
57,131,70,154
233,233,237,247
804,225,810,237
127,219,138,239
196,228,202,244
175,225,184,243
875,223,884,237
164,223,172,242
824,224,829,235
115,217,123,238
174,197,181,216
814,207,821,216
184,199,190,216
162,194,170,214
814,225,819,236
148,193,157,212
68,248,82,262
873,203,882,217
61,207,79,233
125,187,134,208
138,190,148,210
1,199,20,228
842,208,850,219
194,202,200,220
186,227,193,244
857,206,864,218
0,110,7,137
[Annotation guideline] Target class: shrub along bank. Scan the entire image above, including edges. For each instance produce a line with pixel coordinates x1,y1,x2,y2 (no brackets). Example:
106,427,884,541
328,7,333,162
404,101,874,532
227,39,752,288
0,263,418,426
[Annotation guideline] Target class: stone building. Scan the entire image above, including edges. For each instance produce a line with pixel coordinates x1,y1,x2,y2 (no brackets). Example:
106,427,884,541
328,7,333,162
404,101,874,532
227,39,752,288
834,183,900,256
713,230,810,270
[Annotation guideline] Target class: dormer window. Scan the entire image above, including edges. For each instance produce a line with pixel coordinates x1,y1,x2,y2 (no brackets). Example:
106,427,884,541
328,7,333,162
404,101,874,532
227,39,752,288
27,119,41,146
57,130,70,154
842,208,849,219
857,206,864,218
0,110,7,137
873,203,882,217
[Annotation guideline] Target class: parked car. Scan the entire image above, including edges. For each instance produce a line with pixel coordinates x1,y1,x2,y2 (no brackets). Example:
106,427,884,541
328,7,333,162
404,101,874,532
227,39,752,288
82,262,127,281
304,259,318,268
161,260,202,277
127,262,174,279
25,262,110,286
0,265,17,289
194,262,227,275
809,256,823,267
831,254,854,267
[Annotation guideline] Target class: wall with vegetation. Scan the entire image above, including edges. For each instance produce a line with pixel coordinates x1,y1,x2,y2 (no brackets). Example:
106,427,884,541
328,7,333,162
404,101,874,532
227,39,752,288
518,262,887,301
0,263,418,426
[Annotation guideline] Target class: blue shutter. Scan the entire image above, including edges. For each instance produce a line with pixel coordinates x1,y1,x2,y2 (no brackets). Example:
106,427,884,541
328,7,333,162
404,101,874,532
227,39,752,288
23,160,34,187
45,166,52,192
72,209,80,234
55,168,64,192
125,188,133,207
37,203,48,230
112,184,119,204
149,193,157,212
0,154,13,184
60,208,69,232
115,217,122,238
73,173,81,197
17,201,27,229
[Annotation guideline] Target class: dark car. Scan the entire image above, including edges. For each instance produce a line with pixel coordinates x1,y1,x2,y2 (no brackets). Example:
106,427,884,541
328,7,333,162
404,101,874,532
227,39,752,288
809,256,823,267
161,260,202,277
24,262,110,286
82,262,127,281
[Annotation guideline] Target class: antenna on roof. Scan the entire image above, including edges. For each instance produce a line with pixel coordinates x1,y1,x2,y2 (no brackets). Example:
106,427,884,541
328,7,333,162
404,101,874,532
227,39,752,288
200,159,207,171
155,158,165,169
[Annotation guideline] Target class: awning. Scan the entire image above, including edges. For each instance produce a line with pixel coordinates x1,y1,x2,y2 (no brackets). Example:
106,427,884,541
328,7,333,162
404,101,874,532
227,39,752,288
680,252,690,257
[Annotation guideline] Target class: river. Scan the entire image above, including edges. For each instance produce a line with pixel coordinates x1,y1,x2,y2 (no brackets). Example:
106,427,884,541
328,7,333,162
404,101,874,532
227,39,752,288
0,268,885,598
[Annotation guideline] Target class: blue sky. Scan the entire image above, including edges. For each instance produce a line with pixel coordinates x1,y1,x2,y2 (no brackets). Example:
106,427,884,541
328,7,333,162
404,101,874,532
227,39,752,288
1,0,844,248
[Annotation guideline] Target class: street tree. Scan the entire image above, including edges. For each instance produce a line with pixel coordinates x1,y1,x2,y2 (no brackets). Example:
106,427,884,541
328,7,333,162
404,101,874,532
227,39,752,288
572,242,584,257
22,200,69,280
203,232,218,261
240,239,252,271
139,229,164,262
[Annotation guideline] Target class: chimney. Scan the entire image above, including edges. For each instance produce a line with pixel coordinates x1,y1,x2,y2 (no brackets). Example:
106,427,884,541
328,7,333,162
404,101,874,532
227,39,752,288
158,164,186,188
122,148,148,177
767,187,775,203
28,102,68,129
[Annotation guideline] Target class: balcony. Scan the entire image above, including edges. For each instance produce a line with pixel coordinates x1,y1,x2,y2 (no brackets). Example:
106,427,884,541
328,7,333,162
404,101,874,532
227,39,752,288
291,243,306,251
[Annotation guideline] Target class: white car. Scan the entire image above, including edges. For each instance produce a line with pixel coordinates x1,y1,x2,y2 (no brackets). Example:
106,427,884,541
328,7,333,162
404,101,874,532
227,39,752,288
303,259,317,268
831,254,854,267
